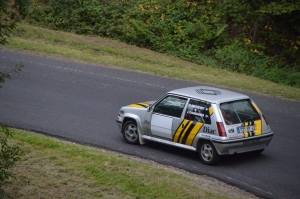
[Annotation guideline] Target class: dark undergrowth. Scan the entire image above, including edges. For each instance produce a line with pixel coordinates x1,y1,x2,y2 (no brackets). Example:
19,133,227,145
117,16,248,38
27,0,300,87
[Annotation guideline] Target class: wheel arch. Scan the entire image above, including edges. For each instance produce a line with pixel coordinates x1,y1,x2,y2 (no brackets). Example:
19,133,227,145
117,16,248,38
194,136,221,155
196,138,210,151
122,113,147,145
197,139,221,165
122,117,136,127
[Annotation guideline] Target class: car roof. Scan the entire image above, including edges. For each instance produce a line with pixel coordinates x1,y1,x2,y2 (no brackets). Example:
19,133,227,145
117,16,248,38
167,86,249,103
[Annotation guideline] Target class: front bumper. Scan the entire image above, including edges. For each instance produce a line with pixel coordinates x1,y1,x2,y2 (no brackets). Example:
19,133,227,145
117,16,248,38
211,133,273,155
116,120,122,129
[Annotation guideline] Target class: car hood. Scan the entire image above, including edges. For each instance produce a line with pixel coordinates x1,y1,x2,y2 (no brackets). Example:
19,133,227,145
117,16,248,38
127,101,155,109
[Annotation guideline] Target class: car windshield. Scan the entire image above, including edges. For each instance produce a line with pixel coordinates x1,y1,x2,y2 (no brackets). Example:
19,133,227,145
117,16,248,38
220,99,260,125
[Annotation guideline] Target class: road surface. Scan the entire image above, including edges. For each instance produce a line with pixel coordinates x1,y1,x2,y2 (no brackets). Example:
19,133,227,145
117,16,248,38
1,49,300,199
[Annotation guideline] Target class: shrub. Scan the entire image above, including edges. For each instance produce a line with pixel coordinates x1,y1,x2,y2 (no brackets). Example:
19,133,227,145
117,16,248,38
0,126,23,194
25,0,300,88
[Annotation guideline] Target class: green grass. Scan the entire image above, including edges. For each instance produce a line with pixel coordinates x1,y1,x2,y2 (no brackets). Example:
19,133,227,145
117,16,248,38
3,129,258,199
4,23,300,101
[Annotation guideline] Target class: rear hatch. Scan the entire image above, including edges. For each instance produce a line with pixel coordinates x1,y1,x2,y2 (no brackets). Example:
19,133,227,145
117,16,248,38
219,99,267,139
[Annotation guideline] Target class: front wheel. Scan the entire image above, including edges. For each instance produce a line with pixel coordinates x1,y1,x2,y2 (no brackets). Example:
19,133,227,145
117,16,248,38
198,141,220,165
122,121,139,144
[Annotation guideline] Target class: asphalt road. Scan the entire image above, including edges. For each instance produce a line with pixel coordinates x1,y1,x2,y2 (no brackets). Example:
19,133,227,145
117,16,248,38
1,49,300,199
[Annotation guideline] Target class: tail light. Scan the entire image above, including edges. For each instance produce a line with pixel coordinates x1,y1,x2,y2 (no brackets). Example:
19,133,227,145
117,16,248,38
262,114,269,125
216,122,227,137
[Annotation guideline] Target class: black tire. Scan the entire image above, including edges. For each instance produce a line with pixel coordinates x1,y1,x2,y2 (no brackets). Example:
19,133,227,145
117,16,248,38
122,121,139,144
198,141,220,165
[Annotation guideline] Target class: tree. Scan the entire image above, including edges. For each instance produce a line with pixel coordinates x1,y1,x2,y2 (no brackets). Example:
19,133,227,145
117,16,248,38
0,0,31,45
0,0,31,197
1,0,30,87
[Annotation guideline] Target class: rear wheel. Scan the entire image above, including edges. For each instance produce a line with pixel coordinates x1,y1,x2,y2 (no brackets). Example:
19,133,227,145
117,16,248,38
122,121,139,144
198,141,220,165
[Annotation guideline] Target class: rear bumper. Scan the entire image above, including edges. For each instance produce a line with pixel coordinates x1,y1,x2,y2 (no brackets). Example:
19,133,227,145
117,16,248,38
211,133,273,155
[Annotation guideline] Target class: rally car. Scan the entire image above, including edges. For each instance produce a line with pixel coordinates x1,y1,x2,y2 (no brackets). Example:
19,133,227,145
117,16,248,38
116,86,273,165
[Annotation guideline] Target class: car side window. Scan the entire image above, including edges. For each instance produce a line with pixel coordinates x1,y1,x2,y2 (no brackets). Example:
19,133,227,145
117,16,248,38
185,99,212,124
153,95,187,118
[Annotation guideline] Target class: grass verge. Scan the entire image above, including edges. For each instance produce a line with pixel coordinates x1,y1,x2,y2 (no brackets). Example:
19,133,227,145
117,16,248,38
2,129,258,199
4,23,300,101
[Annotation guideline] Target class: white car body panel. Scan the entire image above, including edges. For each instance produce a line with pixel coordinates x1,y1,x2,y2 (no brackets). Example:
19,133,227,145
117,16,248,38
116,86,273,164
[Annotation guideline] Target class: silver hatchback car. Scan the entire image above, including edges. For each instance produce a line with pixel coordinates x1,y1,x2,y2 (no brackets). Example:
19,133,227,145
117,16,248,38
116,86,273,165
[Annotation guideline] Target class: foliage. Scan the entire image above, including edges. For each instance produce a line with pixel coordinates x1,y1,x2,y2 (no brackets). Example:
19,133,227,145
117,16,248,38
0,62,24,88
213,41,267,74
25,0,300,87
0,0,29,196
0,126,23,187
0,0,31,45
1,0,30,87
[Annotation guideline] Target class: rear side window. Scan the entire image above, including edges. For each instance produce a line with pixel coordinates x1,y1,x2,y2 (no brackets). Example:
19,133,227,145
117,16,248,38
185,99,212,124
220,99,260,125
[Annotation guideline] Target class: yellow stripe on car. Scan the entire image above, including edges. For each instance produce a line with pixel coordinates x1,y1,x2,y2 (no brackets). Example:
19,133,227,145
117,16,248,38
179,121,193,143
128,102,150,108
252,102,261,114
185,122,204,146
173,119,204,146
137,102,150,107
254,120,262,135
208,106,214,116
173,120,190,143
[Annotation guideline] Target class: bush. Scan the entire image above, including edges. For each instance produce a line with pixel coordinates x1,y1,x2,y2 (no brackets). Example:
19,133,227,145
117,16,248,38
25,0,300,88
253,64,300,87
0,126,23,187
0,126,23,199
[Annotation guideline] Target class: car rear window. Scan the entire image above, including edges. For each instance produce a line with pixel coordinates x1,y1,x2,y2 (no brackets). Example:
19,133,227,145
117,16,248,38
220,99,260,125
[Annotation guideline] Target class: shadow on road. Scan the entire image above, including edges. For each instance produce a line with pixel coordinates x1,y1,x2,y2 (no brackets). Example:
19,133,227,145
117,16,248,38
140,141,271,167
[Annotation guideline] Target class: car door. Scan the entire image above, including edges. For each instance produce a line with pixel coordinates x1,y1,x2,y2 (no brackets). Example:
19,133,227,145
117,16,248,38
173,99,212,146
149,95,188,139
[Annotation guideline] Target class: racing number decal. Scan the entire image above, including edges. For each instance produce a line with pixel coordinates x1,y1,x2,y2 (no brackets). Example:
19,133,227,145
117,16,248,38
242,120,262,137
173,119,203,146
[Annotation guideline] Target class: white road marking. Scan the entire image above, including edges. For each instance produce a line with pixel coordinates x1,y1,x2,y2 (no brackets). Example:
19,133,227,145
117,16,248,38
2,56,169,89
